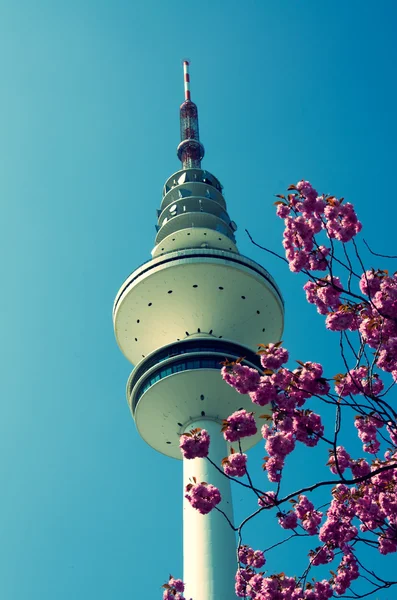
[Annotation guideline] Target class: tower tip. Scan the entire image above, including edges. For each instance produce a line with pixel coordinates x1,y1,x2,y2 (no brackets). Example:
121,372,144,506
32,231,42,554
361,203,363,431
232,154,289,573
178,60,204,168
182,60,191,102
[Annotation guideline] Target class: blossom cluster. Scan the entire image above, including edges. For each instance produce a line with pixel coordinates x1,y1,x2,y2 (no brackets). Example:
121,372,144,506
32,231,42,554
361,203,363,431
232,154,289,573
327,446,351,475
222,451,247,477
222,342,397,565
221,362,261,394
259,343,289,370
304,276,343,316
258,490,277,508
220,342,397,600
354,413,383,454
334,367,384,397
275,495,323,538
184,481,221,515
179,427,210,459
276,180,361,274
162,577,188,600
332,551,359,595
171,183,397,599
234,540,360,598
358,273,397,379
355,455,397,554
222,352,326,483
238,544,266,569
277,182,397,386
235,568,334,599
221,409,257,442
318,468,397,559
319,486,358,551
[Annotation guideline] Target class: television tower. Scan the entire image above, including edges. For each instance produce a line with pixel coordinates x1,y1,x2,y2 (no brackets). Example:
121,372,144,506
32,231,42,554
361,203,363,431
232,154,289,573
113,62,284,600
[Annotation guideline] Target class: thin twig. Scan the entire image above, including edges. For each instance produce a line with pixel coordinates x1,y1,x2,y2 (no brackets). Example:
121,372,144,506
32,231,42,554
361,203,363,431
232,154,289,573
363,238,397,259
245,229,289,264
214,506,238,531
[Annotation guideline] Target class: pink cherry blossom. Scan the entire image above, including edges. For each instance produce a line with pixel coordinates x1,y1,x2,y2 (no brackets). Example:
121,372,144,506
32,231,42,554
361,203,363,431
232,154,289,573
334,367,384,397
305,580,333,599
238,544,266,568
264,431,296,459
168,578,184,593
293,410,324,447
258,491,277,508
294,495,323,535
277,182,361,276
296,180,318,201
332,551,359,595
307,245,330,271
264,455,285,482
372,274,397,318
351,458,371,478
221,363,261,394
376,337,397,374
222,452,247,477
304,276,343,315
185,482,221,515
379,527,397,555
354,414,383,454
359,269,384,297
179,428,210,459
276,203,291,218
326,307,359,331
387,422,397,447
278,511,298,530
222,409,257,442
249,376,278,406
327,446,351,475
234,568,252,598
310,544,335,566
259,343,290,370
162,577,187,600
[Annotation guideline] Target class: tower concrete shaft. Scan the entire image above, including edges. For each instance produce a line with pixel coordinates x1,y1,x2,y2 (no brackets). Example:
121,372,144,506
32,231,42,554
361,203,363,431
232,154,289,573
113,62,284,600
183,419,236,600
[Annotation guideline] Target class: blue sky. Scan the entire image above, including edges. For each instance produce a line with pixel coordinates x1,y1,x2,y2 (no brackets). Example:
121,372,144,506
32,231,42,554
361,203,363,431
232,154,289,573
1,1,397,598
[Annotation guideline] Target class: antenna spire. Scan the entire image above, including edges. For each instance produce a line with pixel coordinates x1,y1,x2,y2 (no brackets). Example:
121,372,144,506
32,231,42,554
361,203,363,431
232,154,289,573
177,61,205,169
183,60,191,101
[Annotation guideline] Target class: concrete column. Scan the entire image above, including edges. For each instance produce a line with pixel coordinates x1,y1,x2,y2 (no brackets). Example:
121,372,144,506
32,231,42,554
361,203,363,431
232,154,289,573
183,418,237,600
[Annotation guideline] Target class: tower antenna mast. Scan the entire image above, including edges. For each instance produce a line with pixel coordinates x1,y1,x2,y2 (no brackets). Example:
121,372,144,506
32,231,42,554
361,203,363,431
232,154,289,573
177,61,205,169
183,60,191,101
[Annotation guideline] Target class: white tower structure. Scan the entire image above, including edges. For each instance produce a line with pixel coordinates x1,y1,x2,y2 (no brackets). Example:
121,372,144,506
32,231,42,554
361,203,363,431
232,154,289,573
113,62,284,600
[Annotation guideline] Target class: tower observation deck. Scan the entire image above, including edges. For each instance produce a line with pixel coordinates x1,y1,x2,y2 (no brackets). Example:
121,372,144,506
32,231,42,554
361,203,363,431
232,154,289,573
113,62,284,600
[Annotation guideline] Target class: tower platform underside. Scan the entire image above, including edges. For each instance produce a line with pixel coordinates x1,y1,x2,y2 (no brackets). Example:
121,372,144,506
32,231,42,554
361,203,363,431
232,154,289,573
127,337,268,459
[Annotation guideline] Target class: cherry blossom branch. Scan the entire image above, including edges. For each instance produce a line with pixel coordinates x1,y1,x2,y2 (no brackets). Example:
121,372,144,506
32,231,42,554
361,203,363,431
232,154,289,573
247,227,370,306
238,440,262,500
261,531,307,553
341,581,397,599
275,462,397,507
206,456,264,496
245,229,289,264
332,401,346,481
342,243,355,291
214,506,237,531
363,238,397,259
